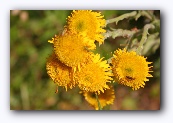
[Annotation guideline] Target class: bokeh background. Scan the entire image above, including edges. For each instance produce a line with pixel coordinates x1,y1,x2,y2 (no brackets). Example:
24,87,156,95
10,10,160,110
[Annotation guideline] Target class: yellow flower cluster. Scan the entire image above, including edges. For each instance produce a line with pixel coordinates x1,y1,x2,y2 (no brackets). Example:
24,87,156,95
46,10,114,109
46,10,154,110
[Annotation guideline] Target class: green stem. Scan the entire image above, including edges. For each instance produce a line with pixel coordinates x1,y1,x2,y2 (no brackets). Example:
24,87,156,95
135,10,153,21
104,29,137,40
106,11,137,25
136,24,155,55
152,19,160,31
125,37,133,51
95,93,102,110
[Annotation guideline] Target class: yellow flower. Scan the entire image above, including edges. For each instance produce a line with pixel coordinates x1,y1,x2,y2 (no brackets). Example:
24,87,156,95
53,32,95,71
111,48,153,90
83,86,115,110
46,53,75,91
74,53,113,94
67,10,106,45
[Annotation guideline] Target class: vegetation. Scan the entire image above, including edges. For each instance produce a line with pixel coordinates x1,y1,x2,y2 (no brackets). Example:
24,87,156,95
10,10,160,110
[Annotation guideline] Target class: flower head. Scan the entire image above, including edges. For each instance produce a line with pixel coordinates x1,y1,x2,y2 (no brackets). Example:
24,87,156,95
74,53,113,94
67,10,106,45
111,48,153,90
53,32,95,71
83,86,115,110
46,53,75,91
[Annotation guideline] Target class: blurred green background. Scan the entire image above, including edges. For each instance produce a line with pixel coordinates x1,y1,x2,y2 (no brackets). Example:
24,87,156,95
10,10,160,110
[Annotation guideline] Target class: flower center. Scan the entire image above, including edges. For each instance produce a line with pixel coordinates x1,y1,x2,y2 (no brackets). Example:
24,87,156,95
124,68,135,80
125,68,133,73
76,21,85,32
84,76,92,82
